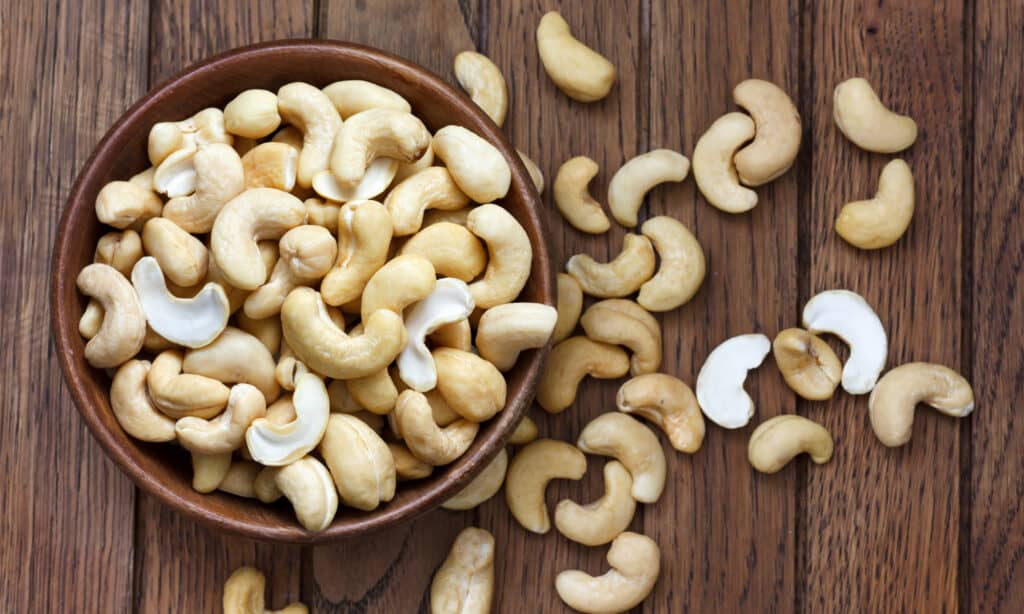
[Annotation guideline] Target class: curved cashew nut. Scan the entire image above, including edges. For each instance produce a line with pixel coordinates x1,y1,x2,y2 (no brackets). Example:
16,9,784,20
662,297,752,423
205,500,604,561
505,439,586,533
454,51,508,127
517,150,544,194
95,181,163,229
537,336,630,413
244,225,337,319
222,566,307,614
577,412,666,503
430,527,495,614
553,156,611,234
147,107,232,166
423,206,473,228
320,200,394,306
508,415,539,445
748,415,834,473
536,11,616,102
76,263,146,368
359,253,436,322
182,326,280,403
394,390,479,465
109,360,176,442
836,159,914,249
617,373,705,454
387,387,461,437
153,147,199,198
394,145,435,183
223,89,281,139
388,442,433,480
397,278,475,391
242,142,298,191
190,452,231,493
433,348,507,422
161,144,246,233
322,80,411,118
218,461,263,498
131,257,229,349
552,273,583,344
314,159,397,205
147,349,229,419
695,333,771,429
246,373,330,466
833,77,917,153
868,362,974,447
580,299,662,376
319,413,396,510
303,197,340,233
566,233,656,298
608,149,690,228
176,383,267,454
330,108,430,188
78,300,105,340
555,532,660,613
432,126,512,203
274,455,338,532
277,82,343,189
692,112,758,213
345,368,399,415
399,222,486,282
733,79,802,186
802,289,888,394
442,448,509,511
281,287,406,379
236,312,282,356
384,167,471,236
142,218,209,287
555,461,636,546
637,224,702,318
772,328,842,401
466,204,532,308
476,303,557,371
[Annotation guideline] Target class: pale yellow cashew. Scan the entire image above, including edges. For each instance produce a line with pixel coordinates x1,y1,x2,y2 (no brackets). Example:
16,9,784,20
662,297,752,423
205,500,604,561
637,215,706,311
272,125,304,151
555,532,660,613
517,149,545,194
536,11,616,102
129,167,156,191
442,448,509,510
274,455,339,532
508,415,538,445
580,299,661,376
330,108,431,188
147,349,229,419
242,142,298,191
223,89,281,139
608,149,690,228
394,390,479,466
320,200,394,306
218,461,262,499
555,461,636,547
553,156,611,234
77,264,146,368
303,197,340,234
161,143,246,233
433,347,507,422
552,273,583,344
836,159,914,249
253,466,284,503
868,362,974,447
476,303,558,371
384,167,471,236
747,415,834,473
577,412,666,503
147,107,232,166
94,180,162,229
222,566,308,614
388,442,433,480
312,158,397,202
246,373,330,466
386,386,462,438
833,77,917,153
431,320,473,349
537,336,630,413
692,112,758,213
190,452,231,493
322,80,411,118
566,234,656,298
274,340,309,392
617,373,705,454
244,225,337,319
141,217,209,287
319,413,396,511
772,328,842,401
505,439,586,534
399,222,486,282
430,527,495,614
236,311,282,356
277,82,343,189
183,326,280,403
80,230,143,339
344,365,398,416
432,125,512,203
466,204,532,308
109,360,176,442
176,383,267,454
394,146,435,183
455,51,508,126
359,254,436,322
733,79,802,186
423,206,473,228
131,257,230,349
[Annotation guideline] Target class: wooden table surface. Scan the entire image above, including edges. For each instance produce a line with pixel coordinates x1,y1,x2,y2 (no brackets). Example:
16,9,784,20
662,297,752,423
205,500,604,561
3,0,1022,612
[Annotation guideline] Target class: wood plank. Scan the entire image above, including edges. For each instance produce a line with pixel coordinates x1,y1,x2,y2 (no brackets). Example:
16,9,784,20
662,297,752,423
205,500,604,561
969,1,1024,612
803,1,965,611
0,1,148,612
134,2,314,612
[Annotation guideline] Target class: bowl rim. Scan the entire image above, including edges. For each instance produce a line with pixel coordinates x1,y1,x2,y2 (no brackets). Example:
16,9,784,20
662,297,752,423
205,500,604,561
51,39,554,543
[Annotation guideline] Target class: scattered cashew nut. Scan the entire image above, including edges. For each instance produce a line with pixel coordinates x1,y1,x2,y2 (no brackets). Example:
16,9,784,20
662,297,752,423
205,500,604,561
748,415,834,473
430,527,495,614
802,289,888,394
637,215,705,312
536,11,616,102
577,412,666,503
442,448,508,511
833,77,917,153
772,328,842,401
835,159,914,249
552,273,583,344
555,532,660,613
537,336,630,413
505,439,586,533
695,333,771,429
222,566,307,614
555,460,636,546
617,373,705,454
553,156,611,234
733,79,802,186
868,362,974,447
566,233,656,298
692,112,758,213
454,51,508,126
580,299,662,376
608,149,690,228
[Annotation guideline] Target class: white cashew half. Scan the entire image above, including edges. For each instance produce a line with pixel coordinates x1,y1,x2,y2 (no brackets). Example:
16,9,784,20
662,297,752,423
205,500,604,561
580,299,662,376
109,360,176,442
442,448,508,511
330,108,431,188
833,77,917,153
454,51,508,126
312,158,397,202
223,89,281,139
505,439,586,534
246,373,330,466
397,278,475,391
432,126,511,203
277,82,343,188
617,373,705,454
322,80,411,118
466,204,532,308
555,460,636,547
748,415,834,474
182,326,280,403
131,257,229,349
692,112,758,213
868,362,974,447
836,159,914,249
577,412,666,503
553,156,611,234
552,273,583,344
802,289,888,394
161,143,246,233
176,383,267,454
241,142,298,191
637,215,705,311
384,167,470,236
695,333,771,429
476,303,557,371
274,455,338,532
319,412,396,510
95,181,163,229
733,79,802,186
320,199,394,306
536,11,616,102
76,263,146,368
555,532,660,613
566,234,656,298
430,527,495,614
608,149,690,228
537,336,630,413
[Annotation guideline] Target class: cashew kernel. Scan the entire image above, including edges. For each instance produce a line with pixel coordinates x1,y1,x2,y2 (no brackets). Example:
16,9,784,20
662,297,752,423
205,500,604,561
274,455,338,532
223,89,281,139
394,390,479,466
733,79,802,185
442,448,509,511
322,80,411,118
277,82,343,189
430,527,495,614
388,442,433,481
536,11,616,102
835,159,914,249
505,439,586,533
868,362,974,447
131,256,229,349
695,333,771,429
399,222,486,282
319,413,396,510
142,217,209,287
320,200,394,306
244,225,337,319
454,51,508,126
537,336,630,413
802,289,888,394
555,461,636,546
555,532,660,613
553,156,611,234
748,415,834,473
580,299,661,376
432,125,511,203
330,108,430,189
577,412,666,503
552,273,583,344
772,328,842,401
176,383,267,454
162,143,246,233
147,349,229,419
246,373,330,466
638,215,705,311
608,149,690,228
566,234,656,298
692,112,758,213
476,303,557,371
109,359,176,442
95,181,162,230
466,204,532,308
242,142,298,191
833,77,917,153
182,326,280,403
222,566,307,614
76,263,146,368
617,373,705,454
384,167,471,236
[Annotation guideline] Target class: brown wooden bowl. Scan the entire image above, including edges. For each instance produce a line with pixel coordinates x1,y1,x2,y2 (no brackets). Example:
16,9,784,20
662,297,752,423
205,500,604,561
51,40,554,544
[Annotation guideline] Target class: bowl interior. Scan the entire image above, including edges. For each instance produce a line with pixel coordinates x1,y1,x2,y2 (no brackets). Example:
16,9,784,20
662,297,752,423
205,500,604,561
52,40,553,543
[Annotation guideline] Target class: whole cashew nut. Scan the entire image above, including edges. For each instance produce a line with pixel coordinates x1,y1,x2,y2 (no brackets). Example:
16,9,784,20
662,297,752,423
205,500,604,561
394,390,479,465
142,217,209,287
476,303,557,371
692,112,758,213
555,532,660,613
222,566,307,614
608,149,690,228
772,328,843,401
190,452,231,494
537,336,630,413
432,126,512,203
223,89,281,139
747,415,834,473
430,527,495,614
508,415,539,446
384,167,471,236
454,51,508,127
95,181,163,230
77,263,147,368
580,299,662,376
236,311,282,356
277,82,343,189
505,439,586,533
802,289,888,394
552,273,583,344
868,362,974,447
182,326,280,403
345,368,399,415
330,108,431,188
466,204,532,308
833,77,917,153
399,222,486,282
433,347,507,422
320,200,394,306
617,373,705,454
242,142,298,191
388,442,433,480
131,257,229,349
319,412,396,510
176,383,267,454
147,349,229,419
304,197,340,233
638,215,706,311
536,11,616,102
360,253,436,322
244,225,337,319
246,373,330,466
109,360,176,442
322,80,411,118
397,278,475,392
732,79,802,186
274,455,338,532
161,143,246,233
566,234,656,298
553,156,611,234
442,448,509,510
577,412,666,503
835,159,914,250
555,461,636,546
695,333,771,429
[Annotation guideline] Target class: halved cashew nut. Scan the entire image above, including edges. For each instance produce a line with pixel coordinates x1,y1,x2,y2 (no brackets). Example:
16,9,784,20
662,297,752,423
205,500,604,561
319,413,396,510
330,108,430,188
223,89,281,139
76,264,146,368
476,303,557,371
537,337,630,413
191,452,231,493
388,442,433,480
399,222,486,282
466,204,532,308
320,200,394,306
455,51,508,126
553,156,611,234
176,383,267,454
835,159,914,249
182,326,280,403
246,373,330,466
244,225,337,319
322,80,411,118
833,77,917,153
242,142,298,191
555,461,636,546
277,82,343,189
536,11,616,102
95,181,163,230
748,415,834,473
162,143,246,233
142,217,209,287
508,415,538,445
868,362,974,447
384,167,471,236
517,150,544,194
555,532,660,613
608,149,690,228
430,527,495,614
552,273,583,344
153,147,199,198
131,257,229,349
802,289,888,394
638,215,705,311
733,79,802,186
312,158,397,202
147,349,229,419
275,340,309,392
577,412,666,503
692,112,758,213
360,253,436,322
147,107,231,166
580,299,661,376
394,390,479,465
566,234,656,298
397,278,475,392
433,348,507,422
772,328,843,401
222,566,307,614
432,126,511,203
695,333,771,429
505,439,586,533
109,360,176,442
617,373,705,454
274,455,338,532
442,448,508,511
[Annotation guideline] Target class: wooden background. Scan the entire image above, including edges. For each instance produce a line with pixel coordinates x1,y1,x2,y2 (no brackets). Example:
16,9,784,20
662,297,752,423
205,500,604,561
2,0,1021,611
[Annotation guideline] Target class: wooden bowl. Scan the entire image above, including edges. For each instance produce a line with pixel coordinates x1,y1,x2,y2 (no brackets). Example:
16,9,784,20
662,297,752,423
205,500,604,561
51,40,554,544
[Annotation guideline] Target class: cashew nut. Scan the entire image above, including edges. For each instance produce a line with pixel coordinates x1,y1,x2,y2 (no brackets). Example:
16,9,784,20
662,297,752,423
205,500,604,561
176,383,266,454
505,439,586,533
360,253,436,322
692,112,758,213
275,340,309,392
430,527,495,614
313,158,397,204
553,156,611,234
388,442,433,480
608,149,690,228
398,222,486,282
802,289,888,394
218,460,263,499
344,367,398,415
454,51,508,126
78,300,104,339
131,257,229,349
577,412,666,503
109,360,176,442
244,225,337,319
552,273,583,344
394,390,479,465
429,319,473,351
129,167,156,191
76,263,146,368
272,125,304,151
274,455,338,532
772,328,842,401
394,146,435,183
147,108,231,166
142,217,209,287
330,108,430,188
732,79,802,186
190,452,231,493
475,303,557,371
833,77,917,153
304,197,340,233
222,566,307,614
517,149,544,194
246,373,330,466
147,349,229,419
617,373,705,454
153,147,200,198
868,362,974,447
637,215,705,311
695,333,771,429
322,80,411,118
537,336,630,413
836,159,914,249
566,234,656,298
253,466,284,504
536,11,616,102
95,229,143,276
432,125,512,203
508,415,538,445
236,311,282,356
320,199,394,306
442,448,509,511
466,204,532,308
384,167,471,236
319,412,396,510
387,386,461,437
397,278,475,391
555,461,636,546
434,348,507,422
747,415,834,474
182,326,280,403
580,299,661,376
95,181,163,229
422,206,473,228
223,89,281,139
555,532,660,613
241,142,298,191
161,143,246,233
277,82,343,188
